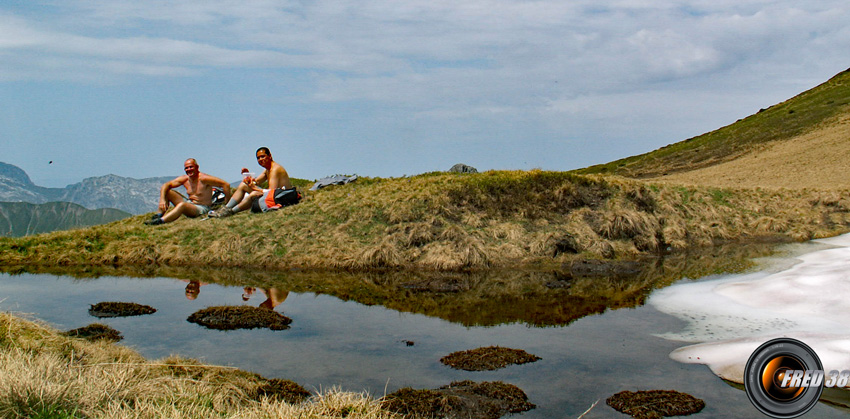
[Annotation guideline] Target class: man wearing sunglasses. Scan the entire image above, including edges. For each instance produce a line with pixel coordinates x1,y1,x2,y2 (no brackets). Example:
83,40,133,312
145,158,232,225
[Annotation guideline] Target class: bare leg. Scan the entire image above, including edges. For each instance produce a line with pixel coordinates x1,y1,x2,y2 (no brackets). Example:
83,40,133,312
234,190,263,212
227,183,252,206
161,201,200,223
212,183,261,217
147,190,194,225
164,189,185,208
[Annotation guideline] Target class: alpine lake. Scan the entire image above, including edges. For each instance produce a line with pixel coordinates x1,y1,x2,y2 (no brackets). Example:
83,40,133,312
2,239,849,418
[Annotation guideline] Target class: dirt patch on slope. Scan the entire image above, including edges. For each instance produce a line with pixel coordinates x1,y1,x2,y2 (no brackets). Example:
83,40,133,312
654,113,850,190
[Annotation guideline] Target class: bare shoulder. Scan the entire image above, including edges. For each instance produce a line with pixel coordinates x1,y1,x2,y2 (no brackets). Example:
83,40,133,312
271,161,289,175
269,161,292,189
199,172,227,185
169,175,189,187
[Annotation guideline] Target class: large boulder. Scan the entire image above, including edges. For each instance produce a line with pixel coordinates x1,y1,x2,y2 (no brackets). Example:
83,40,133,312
449,163,478,173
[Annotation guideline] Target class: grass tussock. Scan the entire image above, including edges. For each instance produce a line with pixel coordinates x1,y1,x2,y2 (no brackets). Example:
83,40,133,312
0,312,400,419
186,306,292,330
606,390,705,419
383,380,535,419
1,170,848,272
440,346,541,371
88,302,156,318
62,324,123,342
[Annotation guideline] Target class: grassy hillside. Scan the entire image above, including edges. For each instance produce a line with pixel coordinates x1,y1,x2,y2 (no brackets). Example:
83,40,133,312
578,68,850,178
0,201,130,237
1,171,848,271
652,111,850,190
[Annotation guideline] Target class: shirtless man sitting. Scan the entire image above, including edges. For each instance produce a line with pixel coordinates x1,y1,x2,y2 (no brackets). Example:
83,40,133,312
145,158,232,225
210,147,292,217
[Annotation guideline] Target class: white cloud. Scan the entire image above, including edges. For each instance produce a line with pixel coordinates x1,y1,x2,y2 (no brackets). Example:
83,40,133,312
626,29,721,78
0,15,52,48
5,1,848,88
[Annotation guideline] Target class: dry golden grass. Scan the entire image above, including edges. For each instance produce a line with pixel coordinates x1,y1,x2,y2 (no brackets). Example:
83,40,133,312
1,170,848,272
0,312,400,419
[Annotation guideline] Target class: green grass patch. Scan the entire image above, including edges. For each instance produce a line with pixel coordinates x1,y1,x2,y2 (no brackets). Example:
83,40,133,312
709,188,734,207
180,230,201,246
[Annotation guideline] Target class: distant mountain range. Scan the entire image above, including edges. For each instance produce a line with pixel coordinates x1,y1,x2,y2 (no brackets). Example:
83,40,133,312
0,162,171,215
0,201,130,237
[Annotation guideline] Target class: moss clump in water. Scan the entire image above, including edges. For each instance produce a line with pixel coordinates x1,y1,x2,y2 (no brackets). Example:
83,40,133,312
383,380,534,419
440,346,541,371
89,301,156,318
606,390,705,419
63,323,123,342
187,306,292,330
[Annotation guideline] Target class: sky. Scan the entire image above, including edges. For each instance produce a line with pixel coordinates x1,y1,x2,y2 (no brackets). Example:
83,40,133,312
1,1,849,187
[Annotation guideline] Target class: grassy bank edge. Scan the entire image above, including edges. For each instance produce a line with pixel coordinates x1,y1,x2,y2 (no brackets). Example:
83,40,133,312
0,312,400,419
1,171,849,272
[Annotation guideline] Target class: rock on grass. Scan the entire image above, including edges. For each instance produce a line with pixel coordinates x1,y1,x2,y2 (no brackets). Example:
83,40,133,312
187,306,292,330
606,390,705,419
383,380,534,419
440,346,541,371
89,302,156,318
63,323,123,342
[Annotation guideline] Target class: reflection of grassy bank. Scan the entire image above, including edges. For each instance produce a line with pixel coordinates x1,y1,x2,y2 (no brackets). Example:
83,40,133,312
0,312,398,419
1,171,848,271
3,240,782,328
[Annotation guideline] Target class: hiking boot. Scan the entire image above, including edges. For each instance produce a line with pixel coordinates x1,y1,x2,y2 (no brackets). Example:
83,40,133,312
150,212,163,220
210,207,235,218
144,217,164,226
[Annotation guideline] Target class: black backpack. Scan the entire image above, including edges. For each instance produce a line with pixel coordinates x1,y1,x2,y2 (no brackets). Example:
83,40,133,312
251,187,303,213
273,187,302,207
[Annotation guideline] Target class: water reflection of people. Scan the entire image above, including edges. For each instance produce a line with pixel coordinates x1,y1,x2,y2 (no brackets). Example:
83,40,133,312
241,286,289,310
242,286,255,301
183,280,207,300
260,288,289,310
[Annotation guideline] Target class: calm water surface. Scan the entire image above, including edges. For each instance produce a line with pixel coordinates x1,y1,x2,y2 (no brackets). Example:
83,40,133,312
1,243,847,418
